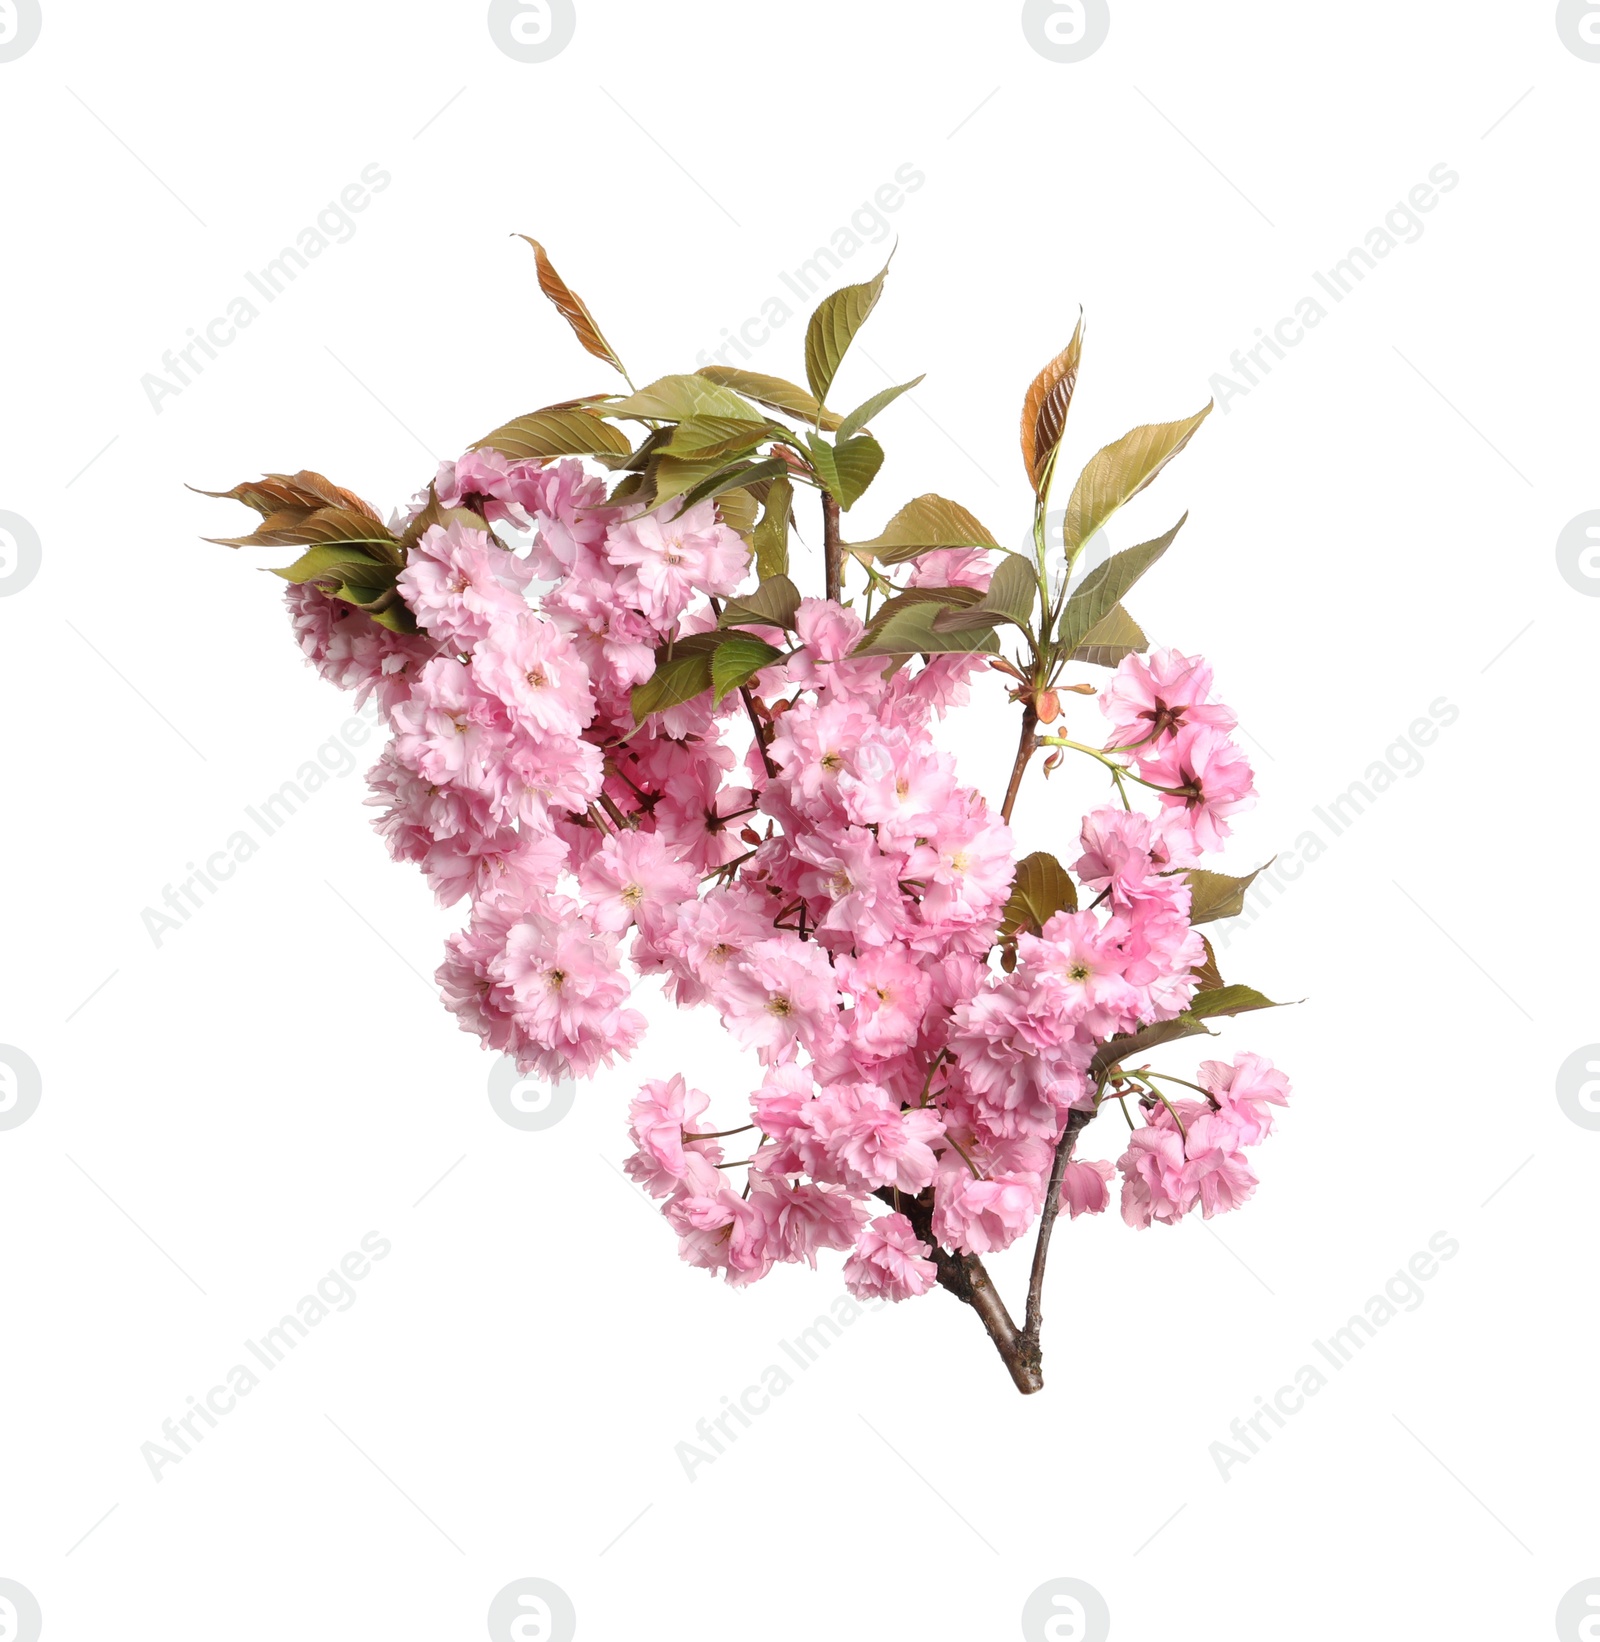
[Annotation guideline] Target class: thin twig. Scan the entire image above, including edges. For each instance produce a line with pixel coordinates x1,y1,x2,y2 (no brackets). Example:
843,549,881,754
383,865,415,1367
1020,1106,1096,1366
740,683,778,781
1001,705,1040,824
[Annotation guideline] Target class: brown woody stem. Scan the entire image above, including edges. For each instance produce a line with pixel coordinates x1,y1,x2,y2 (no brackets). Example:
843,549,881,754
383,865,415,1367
1001,704,1040,824
1021,1108,1093,1351
822,492,843,604
875,1187,1043,1395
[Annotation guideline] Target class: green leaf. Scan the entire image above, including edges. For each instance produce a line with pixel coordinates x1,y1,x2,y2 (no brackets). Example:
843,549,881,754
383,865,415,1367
268,543,389,585
606,374,766,425
1088,984,1285,1079
629,637,722,722
1188,984,1283,1020
808,433,884,510
804,257,891,408
696,367,842,431
720,574,801,632
855,594,1001,658
648,455,729,507
662,416,776,461
1069,603,1147,668
516,236,630,380
369,602,419,635
711,634,784,703
856,585,981,647
753,474,793,579
395,489,491,555
1090,1016,1214,1080
849,494,1000,565
1058,515,1186,654
1191,936,1223,993
332,580,391,610
1182,865,1266,926
1063,403,1212,553
675,457,789,515
834,374,925,442
933,553,1039,635
715,485,759,542
999,851,1079,938
474,407,632,462
1020,317,1084,493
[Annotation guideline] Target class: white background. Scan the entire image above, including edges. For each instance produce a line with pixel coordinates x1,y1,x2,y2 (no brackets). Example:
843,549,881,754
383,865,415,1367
2,2,1597,1638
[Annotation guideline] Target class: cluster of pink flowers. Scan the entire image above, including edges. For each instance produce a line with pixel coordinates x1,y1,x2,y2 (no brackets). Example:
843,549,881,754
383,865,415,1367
285,443,1290,1306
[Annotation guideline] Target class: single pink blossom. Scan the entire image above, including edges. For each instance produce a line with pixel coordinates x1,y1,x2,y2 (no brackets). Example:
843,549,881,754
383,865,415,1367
624,1074,723,1198
1101,646,1236,753
1142,723,1256,856
802,1082,945,1193
1059,1157,1116,1218
837,946,932,1060
1200,1052,1290,1145
578,831,696,935
469,612,593,740
721,936,840,1062
843,1213,938,1302
398,520,533,646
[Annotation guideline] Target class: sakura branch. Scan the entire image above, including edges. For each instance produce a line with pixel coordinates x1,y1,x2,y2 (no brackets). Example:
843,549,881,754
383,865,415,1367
203,240,1293,1394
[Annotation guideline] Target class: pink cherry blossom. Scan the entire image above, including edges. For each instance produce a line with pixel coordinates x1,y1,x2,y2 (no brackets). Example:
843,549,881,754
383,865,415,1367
435,448,544,530
1142,723,1256,856
469,612,593,740
931,1152,1046,1255
1200,1052,1291,1145
721,935,840,1062
578,830,696,935
490,890,646,1079
604,500,748,624
398,520,534,646
801,1082,945,1193
843,1213,938,1302
837,946,932,1060
285,582,432,717
666,1188,773,1287
624,1075,724,1198
1059,1157,1116,1218
240,384,1291,1393
1025,910,1144,1038
748,1176,868,1268
1101,646,1237,753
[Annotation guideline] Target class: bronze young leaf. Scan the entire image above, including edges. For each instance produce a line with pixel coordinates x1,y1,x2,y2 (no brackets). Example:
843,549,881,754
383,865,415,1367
517,235,630,381
1020,315,1083,493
